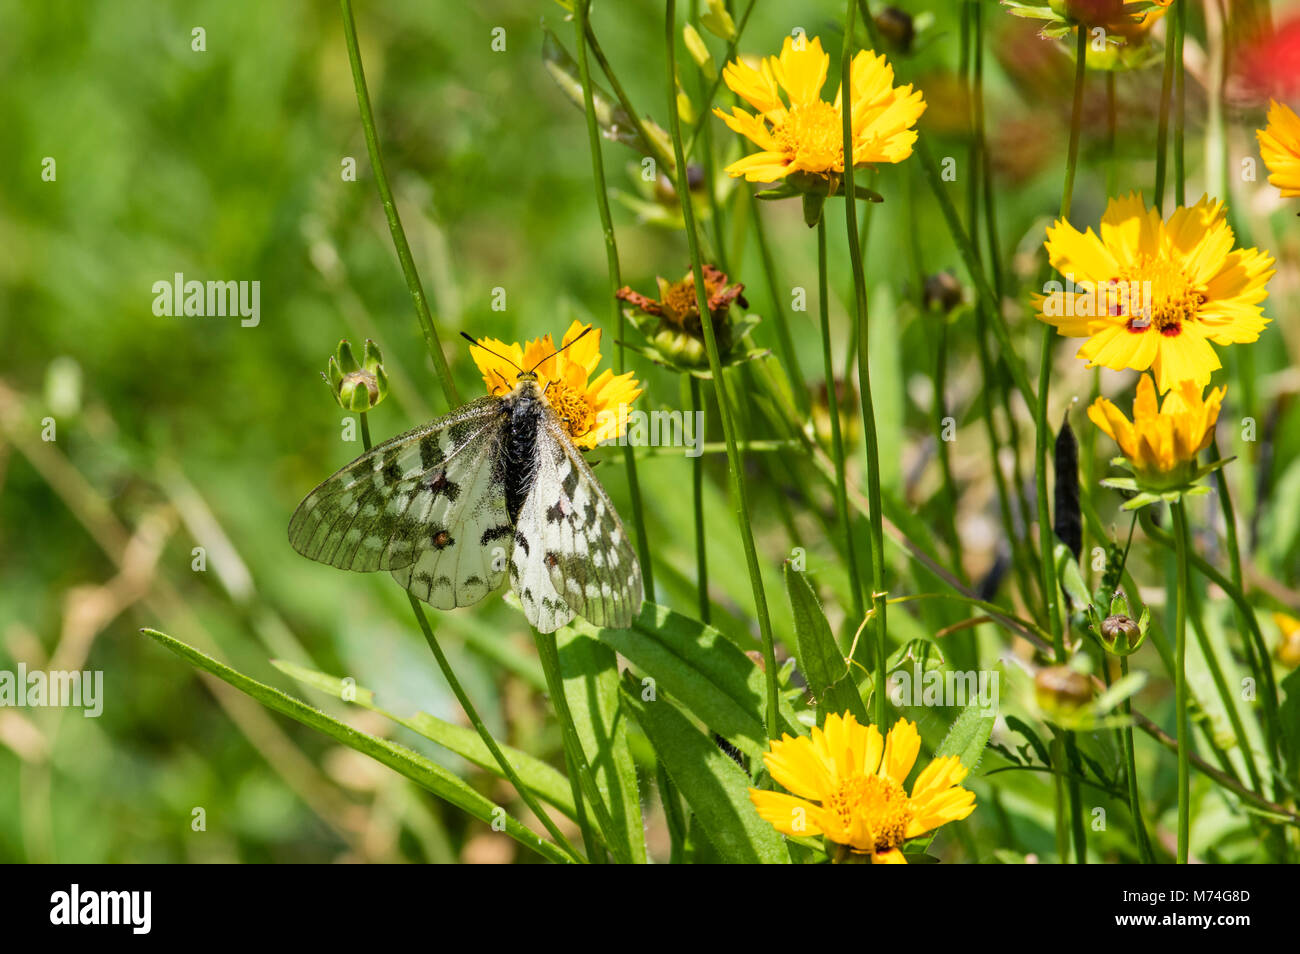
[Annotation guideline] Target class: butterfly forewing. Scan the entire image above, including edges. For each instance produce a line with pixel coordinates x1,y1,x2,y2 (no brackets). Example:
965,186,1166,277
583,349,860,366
510,410,643,633
287,396,506,575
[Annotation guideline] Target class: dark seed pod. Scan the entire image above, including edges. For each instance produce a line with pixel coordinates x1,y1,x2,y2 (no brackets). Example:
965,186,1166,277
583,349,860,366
874,6,915,55
976,548,1011,602
1054,411,1082,560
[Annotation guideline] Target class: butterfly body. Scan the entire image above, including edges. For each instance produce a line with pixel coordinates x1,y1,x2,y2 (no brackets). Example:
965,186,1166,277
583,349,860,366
289,372,642,633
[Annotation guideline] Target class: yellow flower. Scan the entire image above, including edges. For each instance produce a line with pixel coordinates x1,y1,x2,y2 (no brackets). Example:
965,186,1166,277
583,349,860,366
1088,374,1224,484
749,713,975,863
470,320,641,450
1037,192,1275,393
1257,99,1300,198
1273,612,1300,668
712,35,925,185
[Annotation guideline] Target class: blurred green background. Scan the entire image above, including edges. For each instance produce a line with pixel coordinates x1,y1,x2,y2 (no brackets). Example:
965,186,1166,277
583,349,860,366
2,0,1297,862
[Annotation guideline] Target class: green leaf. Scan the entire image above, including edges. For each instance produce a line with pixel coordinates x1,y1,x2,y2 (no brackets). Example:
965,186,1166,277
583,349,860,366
620,673,790,864
1004,714,1052,766
269,659,575,817
140,628,572,864
577,601,801,759
904,693,997,854
785,565,868,725
1054,541,1091,611
557,629,647,864
542,26,663,156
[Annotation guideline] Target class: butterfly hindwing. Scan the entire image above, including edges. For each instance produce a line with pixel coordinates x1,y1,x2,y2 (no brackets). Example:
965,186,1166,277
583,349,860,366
287,395,508,584
510,408,643,633
388,420,514,610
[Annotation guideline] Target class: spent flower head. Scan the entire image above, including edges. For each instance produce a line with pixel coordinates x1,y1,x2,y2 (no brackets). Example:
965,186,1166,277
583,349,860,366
617,265,764,375
749,713,976,864
325,339,389,412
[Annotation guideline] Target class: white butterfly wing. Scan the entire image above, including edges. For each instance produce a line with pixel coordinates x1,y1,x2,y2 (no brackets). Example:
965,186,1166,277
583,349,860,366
289,396,513,610
510,410,643,633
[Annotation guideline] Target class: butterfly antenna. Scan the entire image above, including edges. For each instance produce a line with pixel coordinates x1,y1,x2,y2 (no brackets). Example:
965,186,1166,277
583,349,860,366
528,326,594,373
460,332,524,373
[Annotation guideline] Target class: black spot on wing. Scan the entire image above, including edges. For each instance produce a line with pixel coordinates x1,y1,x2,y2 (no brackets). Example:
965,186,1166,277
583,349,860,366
480,524,513,546
427,470,460,502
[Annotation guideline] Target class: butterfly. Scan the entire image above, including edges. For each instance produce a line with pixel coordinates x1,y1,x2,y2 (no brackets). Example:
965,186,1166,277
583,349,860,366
288,329,643,633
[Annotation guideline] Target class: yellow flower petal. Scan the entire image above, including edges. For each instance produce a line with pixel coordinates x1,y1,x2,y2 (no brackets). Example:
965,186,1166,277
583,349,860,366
749,789,823,838
879,718,921,785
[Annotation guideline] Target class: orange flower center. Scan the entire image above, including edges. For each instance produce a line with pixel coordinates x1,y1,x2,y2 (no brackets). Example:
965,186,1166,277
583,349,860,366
1119,258,1204,337
547,383,594,442
664,281,701,322
826,774,912,852
774,101,844,173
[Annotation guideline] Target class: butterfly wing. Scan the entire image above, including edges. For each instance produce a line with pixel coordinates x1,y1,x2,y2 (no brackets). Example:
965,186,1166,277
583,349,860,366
288,396,514,611
510,408,643,633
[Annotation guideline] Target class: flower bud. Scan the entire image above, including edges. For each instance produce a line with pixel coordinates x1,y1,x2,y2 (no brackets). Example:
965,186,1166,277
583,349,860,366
326,338,389,412
1100,614,1140,644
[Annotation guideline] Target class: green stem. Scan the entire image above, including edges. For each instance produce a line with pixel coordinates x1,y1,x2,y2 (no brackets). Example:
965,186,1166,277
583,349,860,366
1064,734,1088,862
575,0,655,599
358,411,371,454
1138,507,1282,780
360,416,583,864
339,0,459,410
688,375,711,623
1174,0,1186,207
1117,655,1157,863
916,140,1035,407
1187,586,1263,793
408,595,585,863
841,0,889,728
818,217,866,624
934,318,963,570
751,196,811,415
1172,500,1192,864
1039,22,1088,865
584,20,677,185
1209,444,1273,763
533,629,632,863
684,0,758,159
1106,71,1118,196
1154,1,1178,212
562,745,604,863
666,0,782,741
